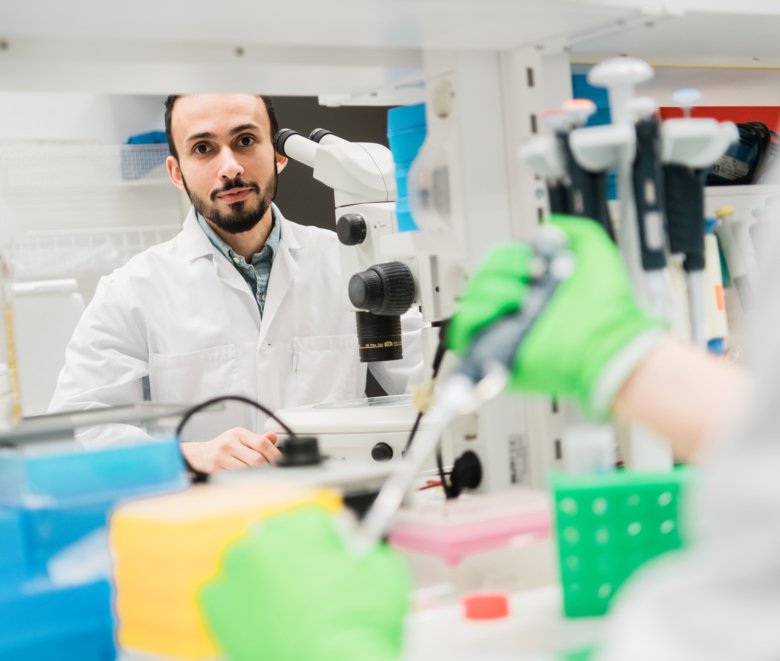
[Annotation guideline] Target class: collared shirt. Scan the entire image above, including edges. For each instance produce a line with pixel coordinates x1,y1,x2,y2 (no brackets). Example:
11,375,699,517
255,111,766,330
196,209,281,318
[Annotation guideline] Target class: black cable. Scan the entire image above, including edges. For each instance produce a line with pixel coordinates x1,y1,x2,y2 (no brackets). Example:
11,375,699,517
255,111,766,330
175,394,297,484
402,411,424,456
436,443,455,500
401,319,450,455
396,319,457,499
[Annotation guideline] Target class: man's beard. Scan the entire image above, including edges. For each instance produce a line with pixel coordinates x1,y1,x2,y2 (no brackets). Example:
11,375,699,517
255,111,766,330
183,169,278,234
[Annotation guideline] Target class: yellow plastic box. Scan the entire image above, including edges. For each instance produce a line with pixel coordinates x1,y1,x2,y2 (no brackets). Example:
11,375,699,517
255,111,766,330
110,482,342,660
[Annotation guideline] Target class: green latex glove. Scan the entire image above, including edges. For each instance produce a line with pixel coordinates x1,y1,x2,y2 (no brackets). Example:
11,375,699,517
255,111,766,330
200,506,411,661
448,215,665,417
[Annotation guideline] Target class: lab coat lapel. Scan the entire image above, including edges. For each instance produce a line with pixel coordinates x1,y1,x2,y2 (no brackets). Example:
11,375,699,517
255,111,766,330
213,254,261,315
259,214,300,342
179,208,261,329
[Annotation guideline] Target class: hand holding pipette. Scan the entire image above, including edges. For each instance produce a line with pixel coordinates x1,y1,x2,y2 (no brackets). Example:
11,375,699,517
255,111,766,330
357,216,666,551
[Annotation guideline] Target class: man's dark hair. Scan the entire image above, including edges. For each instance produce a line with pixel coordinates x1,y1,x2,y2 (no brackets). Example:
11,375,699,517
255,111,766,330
163,95,279,160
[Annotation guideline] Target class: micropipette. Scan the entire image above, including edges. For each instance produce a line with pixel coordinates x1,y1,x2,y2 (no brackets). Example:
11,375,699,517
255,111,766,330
664,90,708,348
630,97,669,316
355,225,574,552
549,101,616,241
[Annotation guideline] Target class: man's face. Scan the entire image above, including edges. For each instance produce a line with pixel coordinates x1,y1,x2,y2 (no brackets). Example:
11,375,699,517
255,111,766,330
166,94,285,234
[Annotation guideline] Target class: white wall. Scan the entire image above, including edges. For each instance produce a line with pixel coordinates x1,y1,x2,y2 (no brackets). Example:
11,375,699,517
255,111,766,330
642,67,780,108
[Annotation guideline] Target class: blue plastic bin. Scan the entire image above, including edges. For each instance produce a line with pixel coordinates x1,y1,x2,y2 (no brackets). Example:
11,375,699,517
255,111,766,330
0,438,186,574
0,437,186,504
0,507,25,583
0,578,115,661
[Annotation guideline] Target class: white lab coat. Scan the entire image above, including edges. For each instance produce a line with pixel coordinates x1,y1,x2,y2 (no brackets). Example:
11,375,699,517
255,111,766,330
50,205,424,444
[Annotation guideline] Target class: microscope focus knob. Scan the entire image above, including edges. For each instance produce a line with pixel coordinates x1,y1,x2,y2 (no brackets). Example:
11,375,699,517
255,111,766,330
371,442,394,462
337,214,368,246
349,262,415,315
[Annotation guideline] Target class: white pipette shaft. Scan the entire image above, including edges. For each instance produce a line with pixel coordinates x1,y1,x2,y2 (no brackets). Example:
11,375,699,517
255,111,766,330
354,375,476,553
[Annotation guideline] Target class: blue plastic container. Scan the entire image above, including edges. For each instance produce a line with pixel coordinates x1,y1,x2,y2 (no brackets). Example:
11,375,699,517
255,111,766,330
387,103,427,160
21,495,122,573
387,103,427,232
0,438,186,573
0,578,115,661
0,508,25,583
0,437,186,504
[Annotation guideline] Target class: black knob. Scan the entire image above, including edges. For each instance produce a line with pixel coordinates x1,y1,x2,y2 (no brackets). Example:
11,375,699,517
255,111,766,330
348,262,415,315
277,435,323,467
371,442,394,462
349,270,383,310
337,214,368,246
449,450,482,497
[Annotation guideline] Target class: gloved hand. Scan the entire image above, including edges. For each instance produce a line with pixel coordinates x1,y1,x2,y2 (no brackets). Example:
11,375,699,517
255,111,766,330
200,506,411,661
447,215,665,417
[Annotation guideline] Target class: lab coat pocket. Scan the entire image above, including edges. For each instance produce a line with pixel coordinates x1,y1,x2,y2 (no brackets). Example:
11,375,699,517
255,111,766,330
149,344,240,403
291,334,364,405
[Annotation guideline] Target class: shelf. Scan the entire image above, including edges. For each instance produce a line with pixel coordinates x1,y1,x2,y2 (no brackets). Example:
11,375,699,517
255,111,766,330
572,10,780,68
4,2,780,96
0,0,665,96
0,0,780,104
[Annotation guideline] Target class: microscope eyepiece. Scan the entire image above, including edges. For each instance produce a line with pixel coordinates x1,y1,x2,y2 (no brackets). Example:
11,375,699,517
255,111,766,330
308,128,334,143
273,128,300,156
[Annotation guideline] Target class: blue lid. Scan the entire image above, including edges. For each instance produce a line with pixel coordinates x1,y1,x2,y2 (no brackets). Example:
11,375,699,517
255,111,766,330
707,338,725,355
126,130,167,145
387,103,427,134
705,218,717,234
0,437,186,505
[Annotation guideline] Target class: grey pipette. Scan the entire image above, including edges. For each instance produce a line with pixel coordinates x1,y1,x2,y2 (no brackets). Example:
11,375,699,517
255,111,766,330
354,225,575,553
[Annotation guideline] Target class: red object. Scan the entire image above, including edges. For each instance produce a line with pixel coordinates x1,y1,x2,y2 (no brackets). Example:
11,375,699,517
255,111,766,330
462,593,510,620
658,106,780,134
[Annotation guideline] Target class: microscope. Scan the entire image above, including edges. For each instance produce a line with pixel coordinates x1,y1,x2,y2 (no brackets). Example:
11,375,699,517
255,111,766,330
273,128,418,361
267,128,472,470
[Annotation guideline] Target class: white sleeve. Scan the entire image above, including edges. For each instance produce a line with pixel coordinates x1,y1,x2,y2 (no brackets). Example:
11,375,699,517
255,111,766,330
48,274,152,447
367,307,428,395
597,194,780,661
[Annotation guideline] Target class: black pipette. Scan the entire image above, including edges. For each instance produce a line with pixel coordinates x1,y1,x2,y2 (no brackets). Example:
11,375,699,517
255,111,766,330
553,101,615,241
630,98,669,315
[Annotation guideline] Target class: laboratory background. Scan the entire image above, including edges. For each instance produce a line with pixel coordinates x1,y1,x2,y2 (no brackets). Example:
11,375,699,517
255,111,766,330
1,1,779,660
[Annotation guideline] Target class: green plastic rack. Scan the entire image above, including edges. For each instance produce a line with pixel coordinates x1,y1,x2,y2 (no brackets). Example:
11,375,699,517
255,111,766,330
550,467,693,617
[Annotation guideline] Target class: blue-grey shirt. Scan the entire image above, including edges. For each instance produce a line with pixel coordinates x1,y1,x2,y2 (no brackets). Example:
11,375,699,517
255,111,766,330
196,209,281,318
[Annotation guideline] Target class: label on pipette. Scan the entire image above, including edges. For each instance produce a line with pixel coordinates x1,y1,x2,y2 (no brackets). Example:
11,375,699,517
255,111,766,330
711,155,749,181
